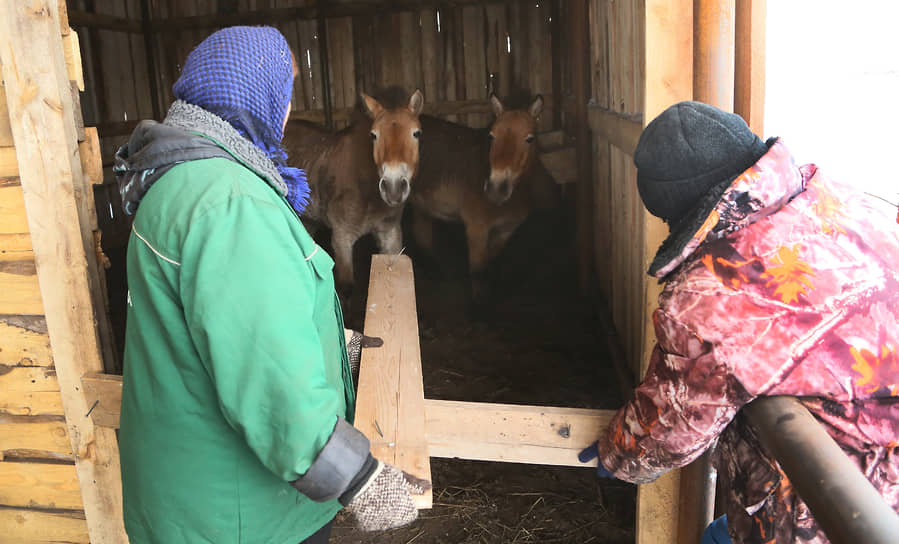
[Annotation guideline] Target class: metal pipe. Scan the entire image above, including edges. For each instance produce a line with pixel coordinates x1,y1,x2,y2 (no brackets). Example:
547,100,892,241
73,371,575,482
744,396,899,544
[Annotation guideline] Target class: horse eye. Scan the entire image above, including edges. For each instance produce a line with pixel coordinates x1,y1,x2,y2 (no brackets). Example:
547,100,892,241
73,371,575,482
370,132,378,141
525,135,535,143
413,129,421,139
488,133,495,141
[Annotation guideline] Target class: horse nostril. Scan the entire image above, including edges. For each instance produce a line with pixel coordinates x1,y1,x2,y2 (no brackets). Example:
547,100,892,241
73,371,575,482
500,181,510,195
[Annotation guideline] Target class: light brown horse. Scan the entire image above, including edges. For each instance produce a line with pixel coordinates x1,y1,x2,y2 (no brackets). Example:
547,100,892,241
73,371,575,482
486,94,544,204
410,94,558,301
283,89,424,308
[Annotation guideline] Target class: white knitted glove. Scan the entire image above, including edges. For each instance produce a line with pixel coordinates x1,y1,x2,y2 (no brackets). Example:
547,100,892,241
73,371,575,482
346,461,430,531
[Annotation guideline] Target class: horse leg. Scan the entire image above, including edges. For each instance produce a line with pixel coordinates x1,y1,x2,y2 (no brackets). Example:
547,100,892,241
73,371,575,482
331,229,357,317
411,208,434,254
374,220,403,256
464,220,490,304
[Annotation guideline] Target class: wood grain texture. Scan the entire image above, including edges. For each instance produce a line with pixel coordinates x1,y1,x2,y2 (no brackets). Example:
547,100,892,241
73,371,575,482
0,507,89,544
0,461,83,510
0,366,64,417
425,400,613,466
353,255,432,509
0,317,52,367
0,2,127,540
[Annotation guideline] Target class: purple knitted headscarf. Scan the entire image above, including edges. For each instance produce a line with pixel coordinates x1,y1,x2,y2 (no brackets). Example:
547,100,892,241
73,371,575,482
172,26,308,214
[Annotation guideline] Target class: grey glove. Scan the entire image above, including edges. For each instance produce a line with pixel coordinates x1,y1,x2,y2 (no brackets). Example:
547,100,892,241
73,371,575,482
345,461,430,532
344,329,383,386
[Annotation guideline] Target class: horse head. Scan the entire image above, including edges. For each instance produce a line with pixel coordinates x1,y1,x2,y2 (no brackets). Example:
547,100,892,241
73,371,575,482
486,94,543,205
361,89,424,207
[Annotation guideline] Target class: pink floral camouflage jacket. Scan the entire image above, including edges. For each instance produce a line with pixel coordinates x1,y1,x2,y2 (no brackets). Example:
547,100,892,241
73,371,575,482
598,140,899,544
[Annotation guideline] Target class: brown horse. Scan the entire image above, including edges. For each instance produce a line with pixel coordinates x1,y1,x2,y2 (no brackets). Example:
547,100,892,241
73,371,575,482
283,89,424,308
486,94,544,204
410,94,558,300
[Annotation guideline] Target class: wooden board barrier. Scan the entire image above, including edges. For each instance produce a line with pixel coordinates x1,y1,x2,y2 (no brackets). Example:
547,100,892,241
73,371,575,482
0,317,53,368
0,461,83,510
426,400,613,466
0,415,73,458
0,508,89,544
0,366,65,417
353,254,432,508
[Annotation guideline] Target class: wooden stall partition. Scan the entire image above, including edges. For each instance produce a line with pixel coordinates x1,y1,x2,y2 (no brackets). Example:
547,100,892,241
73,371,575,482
0,1,127,542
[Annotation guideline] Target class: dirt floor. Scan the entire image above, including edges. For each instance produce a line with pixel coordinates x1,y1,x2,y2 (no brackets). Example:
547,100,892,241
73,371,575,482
330,201,636,543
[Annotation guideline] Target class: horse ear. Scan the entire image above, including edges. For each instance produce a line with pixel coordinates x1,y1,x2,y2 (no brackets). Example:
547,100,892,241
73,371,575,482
409,89,425,116
489,94,504,117
361,92,384,118
529,95,544,119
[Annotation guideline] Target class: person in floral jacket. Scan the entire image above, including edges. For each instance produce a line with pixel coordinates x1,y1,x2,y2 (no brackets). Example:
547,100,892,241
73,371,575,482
583,101,899,543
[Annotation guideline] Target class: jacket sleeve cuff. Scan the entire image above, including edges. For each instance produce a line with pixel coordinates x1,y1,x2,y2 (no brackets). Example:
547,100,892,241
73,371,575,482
290,417,371,502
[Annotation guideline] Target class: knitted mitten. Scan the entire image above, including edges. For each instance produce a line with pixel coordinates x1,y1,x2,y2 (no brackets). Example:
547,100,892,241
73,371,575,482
346,461,430,531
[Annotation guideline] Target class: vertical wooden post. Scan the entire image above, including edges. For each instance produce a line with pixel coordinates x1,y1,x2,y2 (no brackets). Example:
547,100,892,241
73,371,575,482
550,0,563,129
570,0,592,293
694,0,736,111
0,1,127,542
735,0,766,134
641,1,694,543
316,0,334,130
141,0,162,120
683,2,739,540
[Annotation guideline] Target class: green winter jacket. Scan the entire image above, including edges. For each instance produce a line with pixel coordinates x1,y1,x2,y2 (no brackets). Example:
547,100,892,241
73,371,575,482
117,102,358,543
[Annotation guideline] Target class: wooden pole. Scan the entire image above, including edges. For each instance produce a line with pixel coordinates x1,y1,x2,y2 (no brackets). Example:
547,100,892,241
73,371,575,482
316,0,334,130
140,0,162,120
0,1,127,541
550,0,563,129
735,0,766,134
569,0,592,293
694,0,736,111
641,2,694,543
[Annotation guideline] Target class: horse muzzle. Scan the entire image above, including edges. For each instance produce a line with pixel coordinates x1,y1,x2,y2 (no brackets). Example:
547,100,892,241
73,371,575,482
484,177,513,205
379,177,410,207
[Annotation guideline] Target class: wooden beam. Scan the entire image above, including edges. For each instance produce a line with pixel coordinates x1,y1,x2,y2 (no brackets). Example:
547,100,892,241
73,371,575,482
0,366,64,417
0,2,127,541
587,106,643,156
78,128,119,373
694,0,735,111
0,182,29,234
0,316,52,368
643,1,693,543
0,260,44,315
0,461,83,510
735,0,766,134
0,415,73,457
570,0,593,292
82,372,123,429
0,233,33,262
0,87,12,147
0,507,88,544
354,255,432,509
426,400,613,466
67,9,142,33
63,31,85,92
0,148,18,178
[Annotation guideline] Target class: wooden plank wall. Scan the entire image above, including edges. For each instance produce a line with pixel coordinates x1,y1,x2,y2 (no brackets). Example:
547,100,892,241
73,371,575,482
0,40,90,544
583,0,645,382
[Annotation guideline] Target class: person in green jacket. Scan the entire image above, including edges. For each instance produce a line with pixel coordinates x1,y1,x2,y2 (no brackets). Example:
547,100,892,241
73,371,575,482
114,26,428,544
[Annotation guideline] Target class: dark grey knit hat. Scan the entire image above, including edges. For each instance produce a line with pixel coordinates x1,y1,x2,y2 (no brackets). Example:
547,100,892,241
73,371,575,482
634,101,769,276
